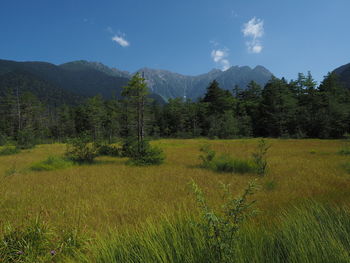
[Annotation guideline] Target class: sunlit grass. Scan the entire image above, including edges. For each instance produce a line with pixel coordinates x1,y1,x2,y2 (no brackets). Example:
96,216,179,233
0,139,349,237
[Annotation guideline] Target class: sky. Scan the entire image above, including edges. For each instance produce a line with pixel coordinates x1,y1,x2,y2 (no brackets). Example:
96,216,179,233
0,0,349,83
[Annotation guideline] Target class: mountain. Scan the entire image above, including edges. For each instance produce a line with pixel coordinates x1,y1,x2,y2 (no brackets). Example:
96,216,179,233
0,59,273,103
60,60,131,79
0,70,85,106
0,59,130,100
139,65,273,100
333,63,350,90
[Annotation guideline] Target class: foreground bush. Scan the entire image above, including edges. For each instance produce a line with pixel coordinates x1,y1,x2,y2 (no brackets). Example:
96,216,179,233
65,135,98,164
122,138,165,166
30,156,73,171
0,144,20,156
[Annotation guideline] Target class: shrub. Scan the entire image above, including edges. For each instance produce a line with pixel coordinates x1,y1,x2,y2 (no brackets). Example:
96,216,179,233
30,156,73,171
199,144,216,169
199,145,256,174
16,128,37,149
96,143,120,157
129,146,165,166
0,144,20,156
190,180,258,263
65,134,98,164
251,139,270,176
0,133,9,146
214,154,256,174
122,138,165,166
121,137,139,158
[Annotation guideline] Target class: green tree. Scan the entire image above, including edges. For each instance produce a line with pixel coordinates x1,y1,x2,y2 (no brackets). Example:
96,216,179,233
122,73,149,153
259,77,297,137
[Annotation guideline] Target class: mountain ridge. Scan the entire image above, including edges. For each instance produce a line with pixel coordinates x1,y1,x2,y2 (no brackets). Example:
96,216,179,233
0,58,274,102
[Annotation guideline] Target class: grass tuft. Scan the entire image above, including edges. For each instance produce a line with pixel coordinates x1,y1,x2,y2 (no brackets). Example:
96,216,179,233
213,154,256,174
30,156,73,171
338,145,350,155
0,145,20,156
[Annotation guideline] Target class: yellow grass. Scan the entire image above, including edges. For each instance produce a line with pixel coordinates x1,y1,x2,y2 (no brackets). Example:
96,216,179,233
0,139,349,235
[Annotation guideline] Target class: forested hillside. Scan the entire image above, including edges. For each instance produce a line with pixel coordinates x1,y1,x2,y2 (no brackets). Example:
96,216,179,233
0,59,130,99
334,63,350,90
1,69,349,145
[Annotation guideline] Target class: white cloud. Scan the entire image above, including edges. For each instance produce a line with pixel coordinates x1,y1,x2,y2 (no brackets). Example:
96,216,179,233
251,43,263,53
242,17,264,38
211,49,230,71
242,17,264,54
246,41,263,54
112,35,130,47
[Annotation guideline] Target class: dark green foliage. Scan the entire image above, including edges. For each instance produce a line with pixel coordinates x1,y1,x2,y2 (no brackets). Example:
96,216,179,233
96,143,120,157
30,156,73,171
259,77,297,137
1,64,350,142
122,138,165,166
0,133,9,146
65,134,98,163
252,139,270,176
16,127,37,149
0,144,20,156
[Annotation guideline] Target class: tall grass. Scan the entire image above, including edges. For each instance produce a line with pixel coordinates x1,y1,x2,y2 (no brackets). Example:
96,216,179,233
0,218,84,263
199,145,256,174
73,202,350,263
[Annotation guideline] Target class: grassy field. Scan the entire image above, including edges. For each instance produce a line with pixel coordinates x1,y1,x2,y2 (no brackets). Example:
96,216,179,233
1,138,350,261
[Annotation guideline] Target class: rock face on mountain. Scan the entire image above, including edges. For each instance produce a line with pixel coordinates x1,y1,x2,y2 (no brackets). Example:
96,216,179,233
138,65,273,100
333,63,350,90
0,59,273,103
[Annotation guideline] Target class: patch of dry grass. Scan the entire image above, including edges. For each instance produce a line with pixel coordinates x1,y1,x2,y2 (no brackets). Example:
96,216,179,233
0,139,349,236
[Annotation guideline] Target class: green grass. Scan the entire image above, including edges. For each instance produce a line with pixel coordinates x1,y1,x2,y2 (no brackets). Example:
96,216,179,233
213,154,256,174
0,145,20,156
71,202,350,263
338,145,350,155
30,156,73,171
0,218,84,263
1,139,350,262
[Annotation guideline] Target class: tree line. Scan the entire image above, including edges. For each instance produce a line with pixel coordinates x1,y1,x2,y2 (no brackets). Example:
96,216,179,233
0,71,349,145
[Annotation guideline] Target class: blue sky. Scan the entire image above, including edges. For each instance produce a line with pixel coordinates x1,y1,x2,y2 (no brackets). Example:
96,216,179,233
0,0,349,83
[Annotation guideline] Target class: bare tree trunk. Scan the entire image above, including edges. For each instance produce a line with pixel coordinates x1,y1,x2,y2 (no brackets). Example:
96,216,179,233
16,86,21,133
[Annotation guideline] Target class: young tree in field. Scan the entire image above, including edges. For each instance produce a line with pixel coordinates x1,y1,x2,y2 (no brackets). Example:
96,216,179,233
121,73,165,165
122,72,149,153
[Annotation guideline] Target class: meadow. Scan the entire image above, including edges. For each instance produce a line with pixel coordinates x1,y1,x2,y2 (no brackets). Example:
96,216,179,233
1,138,350,262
